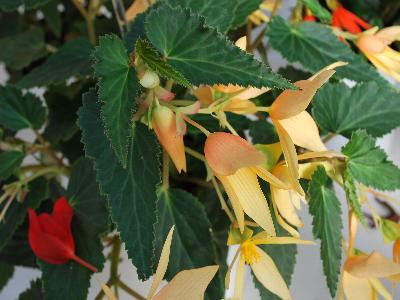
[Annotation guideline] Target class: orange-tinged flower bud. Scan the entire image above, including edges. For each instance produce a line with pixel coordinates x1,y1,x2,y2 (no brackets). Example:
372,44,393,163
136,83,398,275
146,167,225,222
152,105,186,173
204,132,265,176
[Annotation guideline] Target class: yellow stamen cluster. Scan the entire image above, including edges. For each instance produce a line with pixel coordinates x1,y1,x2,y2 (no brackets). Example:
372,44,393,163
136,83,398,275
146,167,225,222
241,240,260,265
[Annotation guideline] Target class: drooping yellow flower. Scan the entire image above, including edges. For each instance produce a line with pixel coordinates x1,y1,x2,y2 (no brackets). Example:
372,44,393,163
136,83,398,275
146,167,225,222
269,62,346,196
148,227,219,300
343,251,400,300
204,132,290,235
357,26,400,81
249,0,281,26
226,227,313,300
193,37,269,116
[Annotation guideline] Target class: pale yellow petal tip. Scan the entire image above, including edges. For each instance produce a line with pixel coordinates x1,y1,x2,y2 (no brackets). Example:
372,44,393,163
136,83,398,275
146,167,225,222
101,283,118,300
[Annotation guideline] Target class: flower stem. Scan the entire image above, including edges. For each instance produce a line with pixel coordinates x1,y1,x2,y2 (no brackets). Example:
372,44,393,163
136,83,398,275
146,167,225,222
117,280,146,300
211,176,235,223
71,254,98,273
181,114,211,136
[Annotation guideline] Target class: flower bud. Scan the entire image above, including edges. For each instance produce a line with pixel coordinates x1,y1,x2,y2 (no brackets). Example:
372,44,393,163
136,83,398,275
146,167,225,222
357,35,386,54
139,70,160,88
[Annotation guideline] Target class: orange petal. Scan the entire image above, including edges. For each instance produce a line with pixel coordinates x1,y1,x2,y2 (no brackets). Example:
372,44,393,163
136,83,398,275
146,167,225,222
219,168,276,236
204,132,265,176
270,68,336,119
345,252,400,278
273,120,304,196
357,35,386,54
278,111,326,152
235,87,269,100
193,86,213,107
126,0,151,21
152,106,186,173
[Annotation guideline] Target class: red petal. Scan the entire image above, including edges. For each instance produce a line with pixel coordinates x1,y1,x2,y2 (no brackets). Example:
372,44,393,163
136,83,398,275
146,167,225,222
52,197,73,231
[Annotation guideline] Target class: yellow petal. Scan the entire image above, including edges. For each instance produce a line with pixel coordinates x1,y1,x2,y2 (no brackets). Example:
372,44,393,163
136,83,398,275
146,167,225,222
252,166,290,190
234,87,269,100
147,226,175,300
375,26,400,45
343,271,375,300
298,161,334,180
271,186,303,228
153,265,219,300
252,246,291,300
273,120,304,196
235,36,247,51
251,234,314,246
204,132,265,176
100,282,117,300
233,253,246,299
218,175,245,232
345,251,400,278
125,0,151,21
153,106,186,173
224,99,258,114
225,248,241,288
278,111,326,152
220,168,276,236
308,61,348,80
270,198,300,237
297,150,346,161
369,277,392,300
270,67,337,119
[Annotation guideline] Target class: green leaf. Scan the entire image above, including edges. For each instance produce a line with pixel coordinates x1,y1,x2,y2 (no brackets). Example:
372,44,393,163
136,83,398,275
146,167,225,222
0,0,51,11
93,34,140,168
78,90,161,280
231,0,262,28
0,151,24,181
40,158,108,300
42,0,61,38
0,86,46,131
302,0,332,23
0,262,14,291
343,168,365,224
0,222,37,268
249,120,279,144
0,27,46,70
145,4,294,90
156,188,223,299
18,38,93,88
0,178,48,250
135,39,191,88
313,82,400,138
253,200,297,300
18,279,43,300
267,17,387,84
167,0,237,32
342,130,400,191
308,166,342,297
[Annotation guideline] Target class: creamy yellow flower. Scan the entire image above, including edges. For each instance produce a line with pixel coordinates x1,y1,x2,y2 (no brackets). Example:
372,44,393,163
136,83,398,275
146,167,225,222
226,227,313,300
357,26,400,81
204,132,291,235
270,62,347,196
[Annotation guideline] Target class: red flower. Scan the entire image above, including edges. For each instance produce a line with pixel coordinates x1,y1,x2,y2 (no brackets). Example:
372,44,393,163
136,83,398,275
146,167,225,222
28,196,97,272
331,5,370,34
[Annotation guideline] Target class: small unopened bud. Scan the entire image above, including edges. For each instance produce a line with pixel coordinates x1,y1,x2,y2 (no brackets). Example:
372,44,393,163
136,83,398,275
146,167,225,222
139,70,160,88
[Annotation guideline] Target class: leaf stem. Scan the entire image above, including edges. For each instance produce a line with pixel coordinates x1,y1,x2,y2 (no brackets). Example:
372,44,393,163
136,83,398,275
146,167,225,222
184,147,206,162
117,280,146,300
162,150,170,189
